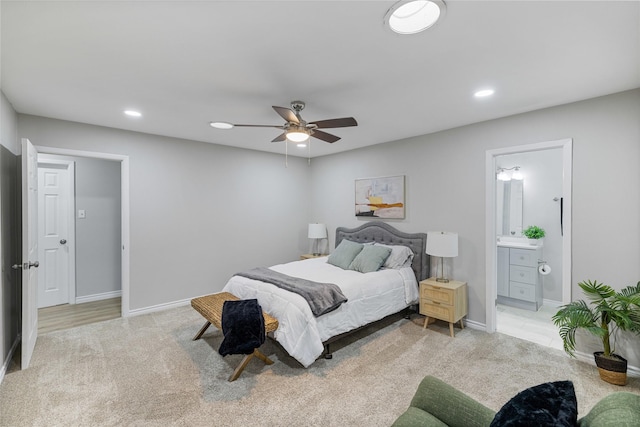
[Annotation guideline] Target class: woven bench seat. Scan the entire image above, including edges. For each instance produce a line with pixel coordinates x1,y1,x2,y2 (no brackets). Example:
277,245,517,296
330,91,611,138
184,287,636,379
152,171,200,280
191,291,279,381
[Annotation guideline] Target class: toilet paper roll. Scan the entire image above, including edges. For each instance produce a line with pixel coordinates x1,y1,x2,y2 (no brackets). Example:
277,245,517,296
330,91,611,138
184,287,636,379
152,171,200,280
539,264,551,275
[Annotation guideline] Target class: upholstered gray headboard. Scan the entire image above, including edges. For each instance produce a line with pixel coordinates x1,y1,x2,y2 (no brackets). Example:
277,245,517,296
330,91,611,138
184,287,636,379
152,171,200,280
335,222,429,281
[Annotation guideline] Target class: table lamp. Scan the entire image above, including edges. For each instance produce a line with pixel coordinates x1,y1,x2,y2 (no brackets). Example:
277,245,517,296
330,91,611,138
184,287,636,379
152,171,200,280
308,223,327,256
426,231,458,283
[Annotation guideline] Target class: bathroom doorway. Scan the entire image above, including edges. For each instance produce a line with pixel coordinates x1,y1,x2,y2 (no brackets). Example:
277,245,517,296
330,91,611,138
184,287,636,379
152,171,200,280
485,139,572,349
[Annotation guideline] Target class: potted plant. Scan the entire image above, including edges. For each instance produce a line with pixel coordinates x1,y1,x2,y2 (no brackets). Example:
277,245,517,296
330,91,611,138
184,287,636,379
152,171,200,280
523,225,545,243
552,280,640,385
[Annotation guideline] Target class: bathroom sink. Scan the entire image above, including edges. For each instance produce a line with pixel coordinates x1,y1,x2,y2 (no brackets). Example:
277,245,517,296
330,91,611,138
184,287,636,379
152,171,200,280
496,236,543,249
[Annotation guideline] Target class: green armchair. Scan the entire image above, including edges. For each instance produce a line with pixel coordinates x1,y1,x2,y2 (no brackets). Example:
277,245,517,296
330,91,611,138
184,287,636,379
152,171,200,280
392,375,640,427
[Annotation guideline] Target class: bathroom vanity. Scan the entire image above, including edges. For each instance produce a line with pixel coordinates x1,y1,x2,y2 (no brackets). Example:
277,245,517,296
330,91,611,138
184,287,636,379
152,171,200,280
497,238,543,311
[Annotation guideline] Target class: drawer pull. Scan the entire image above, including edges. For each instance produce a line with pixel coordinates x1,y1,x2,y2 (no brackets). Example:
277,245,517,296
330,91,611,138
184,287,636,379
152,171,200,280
432,301,441,305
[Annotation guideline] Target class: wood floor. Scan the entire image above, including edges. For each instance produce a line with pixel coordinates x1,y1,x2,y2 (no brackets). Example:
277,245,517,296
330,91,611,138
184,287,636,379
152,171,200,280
38,297,122,335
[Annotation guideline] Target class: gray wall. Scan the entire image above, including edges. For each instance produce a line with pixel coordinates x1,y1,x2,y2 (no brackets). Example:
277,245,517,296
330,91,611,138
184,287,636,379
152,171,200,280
17,115,311,311
75,157,121,298
0,90,20,375
310,88,640,365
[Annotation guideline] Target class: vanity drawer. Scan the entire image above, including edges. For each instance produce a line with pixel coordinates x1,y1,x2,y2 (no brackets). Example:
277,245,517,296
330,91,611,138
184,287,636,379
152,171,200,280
510,248,538,267
510,265,537,285
420,300,454,322
421,284,454,305
509,281,536,302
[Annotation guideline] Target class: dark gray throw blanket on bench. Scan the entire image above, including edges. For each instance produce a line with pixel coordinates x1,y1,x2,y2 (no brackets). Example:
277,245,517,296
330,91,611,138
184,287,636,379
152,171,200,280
219,299,265,356
235,267,348,317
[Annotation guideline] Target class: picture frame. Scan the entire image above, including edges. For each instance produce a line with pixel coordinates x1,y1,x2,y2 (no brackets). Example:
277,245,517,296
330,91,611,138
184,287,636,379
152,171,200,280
355,175,405,219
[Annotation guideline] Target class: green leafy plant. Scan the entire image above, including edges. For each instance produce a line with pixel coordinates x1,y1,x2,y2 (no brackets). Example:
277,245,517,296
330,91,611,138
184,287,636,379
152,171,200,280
552,280,640,358
523,225,545,239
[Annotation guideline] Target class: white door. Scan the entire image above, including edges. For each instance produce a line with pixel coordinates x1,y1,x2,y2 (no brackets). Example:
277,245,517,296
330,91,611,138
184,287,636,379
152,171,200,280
37,163,72,307
21,138,39,369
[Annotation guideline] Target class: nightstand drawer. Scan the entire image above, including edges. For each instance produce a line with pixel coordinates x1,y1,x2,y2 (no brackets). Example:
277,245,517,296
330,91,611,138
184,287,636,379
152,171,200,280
509,265,537,285
421,284,454,305
420,300,454,322
509,281,536,302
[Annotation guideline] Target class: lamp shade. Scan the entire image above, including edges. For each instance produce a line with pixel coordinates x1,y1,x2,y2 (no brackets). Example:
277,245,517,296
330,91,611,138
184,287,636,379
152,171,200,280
308,223,327,239
426,231,458,257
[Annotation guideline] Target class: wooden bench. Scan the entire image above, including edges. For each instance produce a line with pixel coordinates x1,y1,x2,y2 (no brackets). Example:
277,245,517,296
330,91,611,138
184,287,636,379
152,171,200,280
191,292,279,382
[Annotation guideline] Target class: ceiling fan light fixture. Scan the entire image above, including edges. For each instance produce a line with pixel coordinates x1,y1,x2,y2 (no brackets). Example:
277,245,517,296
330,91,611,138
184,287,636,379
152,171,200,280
385,0,446,35
210,121,234,129
286,129,310,143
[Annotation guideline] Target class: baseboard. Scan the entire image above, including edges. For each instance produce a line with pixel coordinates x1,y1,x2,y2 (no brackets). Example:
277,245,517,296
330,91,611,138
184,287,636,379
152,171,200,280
75,290,122,304
0,337,20,385
463,318,486,331
542,299,563,308
127,298,192,317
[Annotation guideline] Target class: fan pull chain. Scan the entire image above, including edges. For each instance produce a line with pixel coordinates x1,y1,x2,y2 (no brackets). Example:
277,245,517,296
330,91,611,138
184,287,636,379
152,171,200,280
308,140,311,165
285,140,288,168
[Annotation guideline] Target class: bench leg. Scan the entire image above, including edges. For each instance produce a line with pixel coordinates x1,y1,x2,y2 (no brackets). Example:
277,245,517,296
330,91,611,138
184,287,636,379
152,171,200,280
193,321,211,341
228,349,274,382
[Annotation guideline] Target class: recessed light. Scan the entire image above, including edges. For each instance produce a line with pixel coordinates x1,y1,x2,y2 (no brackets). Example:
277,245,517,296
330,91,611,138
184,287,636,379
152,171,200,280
124,110,142,117
384,0,446,35
474,89,495,98
210,121,234,129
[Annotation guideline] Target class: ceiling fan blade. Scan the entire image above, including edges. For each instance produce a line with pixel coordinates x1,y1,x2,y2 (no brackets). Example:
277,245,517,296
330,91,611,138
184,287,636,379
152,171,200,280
312,130,341,143
272,106,300,124
271,132,287,142
310,117,358,129
233,124,285,129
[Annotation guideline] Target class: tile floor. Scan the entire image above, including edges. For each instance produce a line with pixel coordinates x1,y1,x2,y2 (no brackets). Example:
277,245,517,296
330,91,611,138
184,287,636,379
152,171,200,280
496,303,564,351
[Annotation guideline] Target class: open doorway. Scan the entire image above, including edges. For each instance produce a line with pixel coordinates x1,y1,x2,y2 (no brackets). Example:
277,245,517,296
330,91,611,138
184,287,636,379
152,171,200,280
485,139,572,349
36,153,123,333
35,146,130,322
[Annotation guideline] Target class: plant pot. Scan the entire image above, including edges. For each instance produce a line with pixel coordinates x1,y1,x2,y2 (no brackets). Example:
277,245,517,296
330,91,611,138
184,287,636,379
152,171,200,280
594,352,627,385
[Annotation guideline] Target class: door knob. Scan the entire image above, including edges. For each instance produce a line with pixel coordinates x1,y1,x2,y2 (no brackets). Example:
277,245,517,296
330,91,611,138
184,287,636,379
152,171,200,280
29,261,40,268
60,239,67,245
11,264,23,270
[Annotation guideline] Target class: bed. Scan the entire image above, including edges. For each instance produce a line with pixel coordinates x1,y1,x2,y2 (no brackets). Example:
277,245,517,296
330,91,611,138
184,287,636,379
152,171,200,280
222,222,429,367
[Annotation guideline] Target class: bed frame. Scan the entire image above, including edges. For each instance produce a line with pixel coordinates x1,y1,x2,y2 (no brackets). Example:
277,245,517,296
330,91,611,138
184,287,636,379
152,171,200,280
322,222,429,358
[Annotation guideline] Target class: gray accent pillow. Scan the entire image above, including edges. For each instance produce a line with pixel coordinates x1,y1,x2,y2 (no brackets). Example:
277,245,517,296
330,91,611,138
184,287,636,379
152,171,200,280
348,244,392,273
374,243,414,269
328,239,364,270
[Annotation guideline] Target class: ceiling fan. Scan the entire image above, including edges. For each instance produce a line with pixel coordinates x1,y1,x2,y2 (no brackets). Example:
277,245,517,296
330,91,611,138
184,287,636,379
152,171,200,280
211,101,358,144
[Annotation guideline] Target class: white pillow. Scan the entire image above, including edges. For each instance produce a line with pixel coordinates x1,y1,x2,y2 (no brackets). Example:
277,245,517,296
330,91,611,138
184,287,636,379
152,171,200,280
373,243,414,269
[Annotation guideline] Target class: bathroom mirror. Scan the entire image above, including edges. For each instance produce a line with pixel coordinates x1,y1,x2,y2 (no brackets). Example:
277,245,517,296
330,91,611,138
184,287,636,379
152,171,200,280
497,179,523,236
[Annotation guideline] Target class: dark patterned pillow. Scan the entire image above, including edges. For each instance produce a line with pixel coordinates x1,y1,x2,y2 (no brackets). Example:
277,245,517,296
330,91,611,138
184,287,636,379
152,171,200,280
490,381,577,427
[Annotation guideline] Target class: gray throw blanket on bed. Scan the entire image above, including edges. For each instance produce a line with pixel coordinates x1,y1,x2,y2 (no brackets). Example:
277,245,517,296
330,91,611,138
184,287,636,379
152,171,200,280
234,267,348,317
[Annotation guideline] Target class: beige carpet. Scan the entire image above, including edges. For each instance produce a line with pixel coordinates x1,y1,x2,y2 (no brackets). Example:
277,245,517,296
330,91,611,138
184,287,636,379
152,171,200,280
1,305,638,426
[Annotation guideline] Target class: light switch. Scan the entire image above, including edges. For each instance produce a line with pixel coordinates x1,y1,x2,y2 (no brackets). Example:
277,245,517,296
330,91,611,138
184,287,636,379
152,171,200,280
78,209,86,219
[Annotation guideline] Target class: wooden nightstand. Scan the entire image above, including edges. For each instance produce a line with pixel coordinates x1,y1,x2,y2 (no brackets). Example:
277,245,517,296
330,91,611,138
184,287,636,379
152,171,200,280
420,278,468,337
300,253,327,260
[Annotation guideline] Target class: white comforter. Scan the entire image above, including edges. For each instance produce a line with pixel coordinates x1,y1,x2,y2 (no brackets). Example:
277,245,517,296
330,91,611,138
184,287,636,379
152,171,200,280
222,256,419,367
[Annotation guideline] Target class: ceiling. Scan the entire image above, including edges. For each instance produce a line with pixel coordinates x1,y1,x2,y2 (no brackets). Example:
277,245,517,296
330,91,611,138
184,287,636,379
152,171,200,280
2,1,639,158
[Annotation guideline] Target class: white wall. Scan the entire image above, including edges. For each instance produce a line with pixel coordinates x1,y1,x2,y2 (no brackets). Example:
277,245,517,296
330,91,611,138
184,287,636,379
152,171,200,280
311,89,640,352
18,115,311,311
